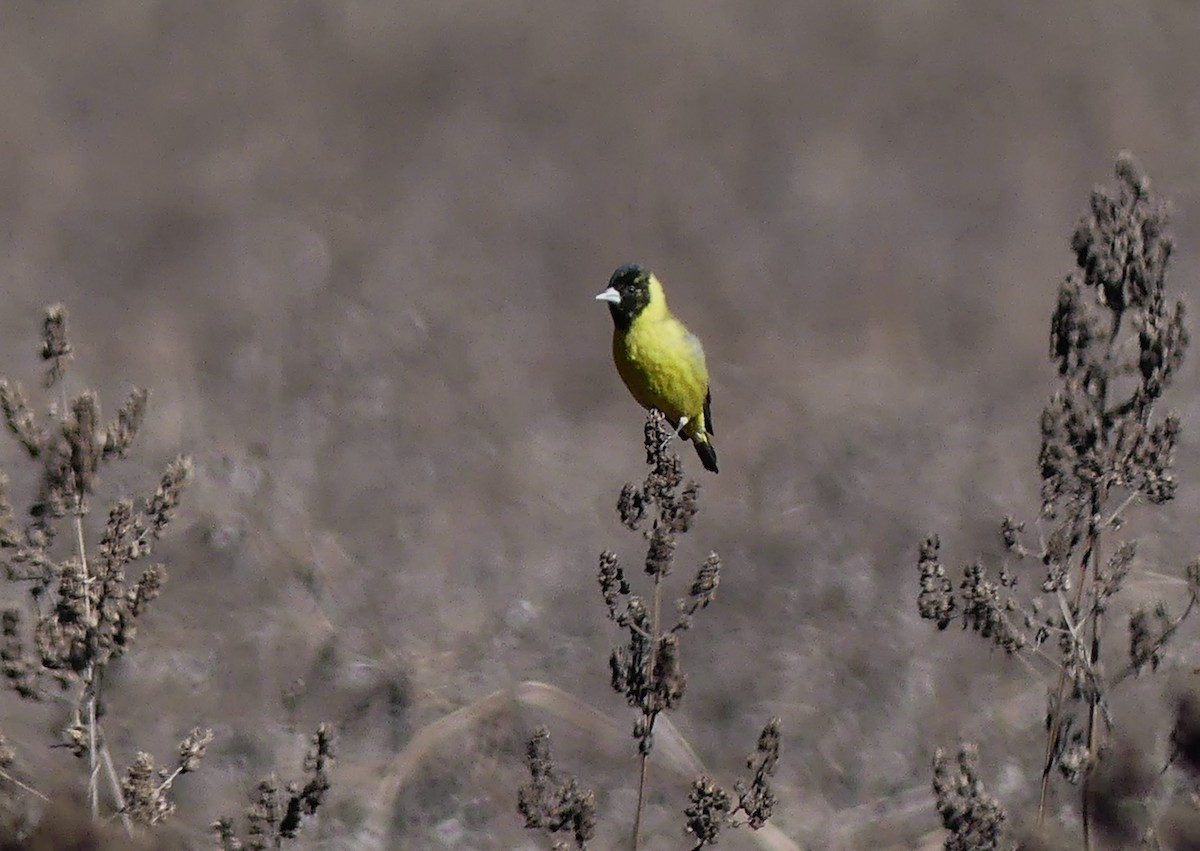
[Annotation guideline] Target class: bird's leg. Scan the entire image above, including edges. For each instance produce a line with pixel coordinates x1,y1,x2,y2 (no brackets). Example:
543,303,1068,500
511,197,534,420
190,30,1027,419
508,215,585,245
675,415,689,436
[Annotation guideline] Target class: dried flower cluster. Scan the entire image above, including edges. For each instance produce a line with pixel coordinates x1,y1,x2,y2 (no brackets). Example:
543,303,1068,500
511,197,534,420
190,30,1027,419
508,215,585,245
0,731,13,771
918,535,1026,654
520,411,778,847
516,410,777,844
213,723,336,850
0,308,191,703
685,718,781,847
516,728,597,850
916,154,1197,846
121,727,214,826
0,304,201,830
598,411,722,755
932,743,1006,851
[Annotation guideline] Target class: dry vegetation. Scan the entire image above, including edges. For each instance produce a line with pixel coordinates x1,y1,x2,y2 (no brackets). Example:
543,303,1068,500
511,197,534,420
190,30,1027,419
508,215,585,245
921,155,1198,850
2,2,1200,849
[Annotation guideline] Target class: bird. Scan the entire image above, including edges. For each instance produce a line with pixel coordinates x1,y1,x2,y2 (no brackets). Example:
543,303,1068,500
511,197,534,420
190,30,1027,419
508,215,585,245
596,263,718,473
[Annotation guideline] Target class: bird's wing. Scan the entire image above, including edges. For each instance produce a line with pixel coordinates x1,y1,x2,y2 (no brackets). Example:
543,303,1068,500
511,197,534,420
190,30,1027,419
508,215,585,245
683,330,707,371
682,330,714,435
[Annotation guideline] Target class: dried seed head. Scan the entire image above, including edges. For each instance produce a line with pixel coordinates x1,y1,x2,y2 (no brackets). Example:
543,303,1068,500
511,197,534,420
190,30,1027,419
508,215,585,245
0,730,13,769
41,304,73,388
645,522,675,578
957,563,1026,654
0,380,48,458
609,597,652,708
212,818,243,851
517,727,595,849
103,387,149,460
99,499,139,579
1049,277,1093,376
597,550,629,618
35,558,93,673
0,474,16,550
1000,516,1026,556
735,718,781,829
643,409,675,470
1,607,40,700
917,535,955,629
651,633,686,712
178,727,214,773
677,552,721,629
65,392,102,496
122,751,176,825
1129,603,1171,673
684,776,732,845
663,481,700,534
617,482,648,530
1098,541,1137,601
130,565,166,618
146,456,193,538
932,743,1006,851
1133,415,1180,504
61,718,89,758
247,775,282,842
1071,152,1172,313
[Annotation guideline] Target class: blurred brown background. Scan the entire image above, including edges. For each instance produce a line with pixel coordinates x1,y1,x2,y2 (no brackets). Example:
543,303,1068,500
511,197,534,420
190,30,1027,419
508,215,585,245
2,2,1200,848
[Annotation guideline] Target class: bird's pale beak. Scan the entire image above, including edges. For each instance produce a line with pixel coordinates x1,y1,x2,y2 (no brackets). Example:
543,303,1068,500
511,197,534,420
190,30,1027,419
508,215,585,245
595,287,621,305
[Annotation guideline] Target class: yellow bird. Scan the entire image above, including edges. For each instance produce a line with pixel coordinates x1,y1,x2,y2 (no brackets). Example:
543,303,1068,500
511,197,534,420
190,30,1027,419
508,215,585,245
596,263,718,473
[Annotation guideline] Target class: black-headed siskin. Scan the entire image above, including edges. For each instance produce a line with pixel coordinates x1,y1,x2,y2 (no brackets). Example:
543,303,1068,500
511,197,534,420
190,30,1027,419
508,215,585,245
596,263,718,473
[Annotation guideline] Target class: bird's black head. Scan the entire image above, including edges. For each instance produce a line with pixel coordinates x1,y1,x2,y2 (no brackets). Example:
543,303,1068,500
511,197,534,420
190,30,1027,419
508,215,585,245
599,263,652,330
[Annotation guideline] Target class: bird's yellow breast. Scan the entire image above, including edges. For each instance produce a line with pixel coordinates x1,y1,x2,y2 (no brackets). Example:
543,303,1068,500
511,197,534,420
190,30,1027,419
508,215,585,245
612,311,710,427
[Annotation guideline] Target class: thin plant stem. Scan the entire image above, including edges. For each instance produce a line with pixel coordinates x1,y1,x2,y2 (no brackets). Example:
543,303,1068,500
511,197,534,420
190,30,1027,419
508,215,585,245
1102,490,1140,530
1079,318,1121,851
75,506,100,821
1080,511,1101,851
61,365,101,823
633,747,648,851
0,766,50,802
632,573,664,851
1038,543,1093,823
101,743,134,834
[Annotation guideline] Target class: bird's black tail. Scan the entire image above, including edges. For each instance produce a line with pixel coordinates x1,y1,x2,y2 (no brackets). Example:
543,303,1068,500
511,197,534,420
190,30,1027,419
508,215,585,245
693,436,719,474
